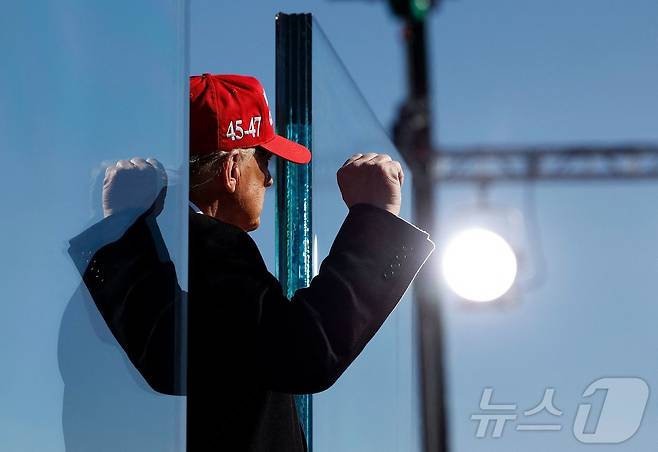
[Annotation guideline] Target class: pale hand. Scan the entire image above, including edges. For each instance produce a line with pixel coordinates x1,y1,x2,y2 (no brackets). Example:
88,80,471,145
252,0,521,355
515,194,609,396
102,157,168,218
337,153,403,216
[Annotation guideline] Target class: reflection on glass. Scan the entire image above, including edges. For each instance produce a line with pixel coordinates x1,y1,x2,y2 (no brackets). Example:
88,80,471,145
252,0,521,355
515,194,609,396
311,19,420,452
0,2,187,451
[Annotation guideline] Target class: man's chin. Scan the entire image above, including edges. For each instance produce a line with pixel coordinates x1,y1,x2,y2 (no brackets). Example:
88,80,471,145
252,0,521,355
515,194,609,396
245,218,260,232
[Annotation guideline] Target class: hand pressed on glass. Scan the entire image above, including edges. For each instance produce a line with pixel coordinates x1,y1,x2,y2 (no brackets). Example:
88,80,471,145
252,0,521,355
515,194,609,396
102,157,168,218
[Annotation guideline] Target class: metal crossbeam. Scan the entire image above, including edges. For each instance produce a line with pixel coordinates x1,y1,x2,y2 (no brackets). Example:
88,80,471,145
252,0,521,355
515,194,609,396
432,145,658,183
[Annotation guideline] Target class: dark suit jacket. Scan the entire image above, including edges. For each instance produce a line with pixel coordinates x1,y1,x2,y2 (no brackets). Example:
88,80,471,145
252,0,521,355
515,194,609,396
69,203,434,451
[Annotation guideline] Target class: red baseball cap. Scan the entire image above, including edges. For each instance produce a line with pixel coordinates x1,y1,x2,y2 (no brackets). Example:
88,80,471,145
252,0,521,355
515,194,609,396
190,73,311,164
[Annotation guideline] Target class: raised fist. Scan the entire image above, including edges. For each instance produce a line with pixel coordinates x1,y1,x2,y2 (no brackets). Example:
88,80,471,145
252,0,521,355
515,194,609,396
336,153,403,216
102,157,168,218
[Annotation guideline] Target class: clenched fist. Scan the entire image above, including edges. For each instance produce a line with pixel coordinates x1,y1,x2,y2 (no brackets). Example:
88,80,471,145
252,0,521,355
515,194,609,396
103,157,168,218
337,153,404,216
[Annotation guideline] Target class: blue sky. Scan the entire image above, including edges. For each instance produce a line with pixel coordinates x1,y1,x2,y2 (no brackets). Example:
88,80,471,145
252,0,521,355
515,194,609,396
1,0,657,451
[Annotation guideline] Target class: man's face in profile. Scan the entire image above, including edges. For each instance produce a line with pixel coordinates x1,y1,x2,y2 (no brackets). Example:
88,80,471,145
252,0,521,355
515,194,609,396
233,147,273,231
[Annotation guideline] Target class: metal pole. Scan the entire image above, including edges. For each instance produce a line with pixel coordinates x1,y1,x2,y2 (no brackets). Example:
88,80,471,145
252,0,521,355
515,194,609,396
394,17,449,452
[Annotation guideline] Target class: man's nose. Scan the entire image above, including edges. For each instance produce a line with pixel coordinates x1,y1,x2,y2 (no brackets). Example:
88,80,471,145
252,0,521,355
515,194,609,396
265,171,273,188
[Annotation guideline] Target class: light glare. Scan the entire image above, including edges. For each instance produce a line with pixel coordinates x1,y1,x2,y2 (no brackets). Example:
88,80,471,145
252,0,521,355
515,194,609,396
442,228,518,302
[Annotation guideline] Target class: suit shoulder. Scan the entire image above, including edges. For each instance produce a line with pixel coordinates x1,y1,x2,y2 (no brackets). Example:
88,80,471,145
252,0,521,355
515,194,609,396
189,210,243,240
188,211,264,266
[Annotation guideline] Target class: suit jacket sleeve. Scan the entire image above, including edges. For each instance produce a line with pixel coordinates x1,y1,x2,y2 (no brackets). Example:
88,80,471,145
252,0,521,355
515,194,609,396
68,211,185,395
70,203,433,397
197,203,435,394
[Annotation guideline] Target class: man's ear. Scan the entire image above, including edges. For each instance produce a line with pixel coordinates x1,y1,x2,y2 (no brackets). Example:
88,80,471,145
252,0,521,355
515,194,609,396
221,150,240,193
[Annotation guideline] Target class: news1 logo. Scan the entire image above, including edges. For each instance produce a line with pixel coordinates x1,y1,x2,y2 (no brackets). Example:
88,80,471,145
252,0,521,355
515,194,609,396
471,377,649,444
573,377,649,444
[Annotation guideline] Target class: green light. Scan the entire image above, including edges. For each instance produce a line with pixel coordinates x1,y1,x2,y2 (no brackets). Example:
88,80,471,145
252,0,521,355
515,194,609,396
411,0,431,20
389,0,434,21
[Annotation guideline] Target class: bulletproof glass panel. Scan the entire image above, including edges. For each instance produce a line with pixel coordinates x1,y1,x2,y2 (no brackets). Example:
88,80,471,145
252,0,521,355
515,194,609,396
0,2,188,450
311,19,421,452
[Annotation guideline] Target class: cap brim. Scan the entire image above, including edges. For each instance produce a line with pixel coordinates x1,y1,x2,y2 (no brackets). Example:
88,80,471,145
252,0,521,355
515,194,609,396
259,135,311,164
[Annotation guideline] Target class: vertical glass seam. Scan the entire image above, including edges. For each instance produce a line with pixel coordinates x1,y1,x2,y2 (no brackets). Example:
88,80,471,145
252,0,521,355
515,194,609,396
275,12,313,449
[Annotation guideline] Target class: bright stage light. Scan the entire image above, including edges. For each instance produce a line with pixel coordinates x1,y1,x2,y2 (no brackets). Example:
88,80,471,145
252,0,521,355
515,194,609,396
441,228,518,302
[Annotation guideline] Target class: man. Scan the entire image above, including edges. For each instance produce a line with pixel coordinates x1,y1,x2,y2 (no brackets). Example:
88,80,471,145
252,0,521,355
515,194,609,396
69,74,434,451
